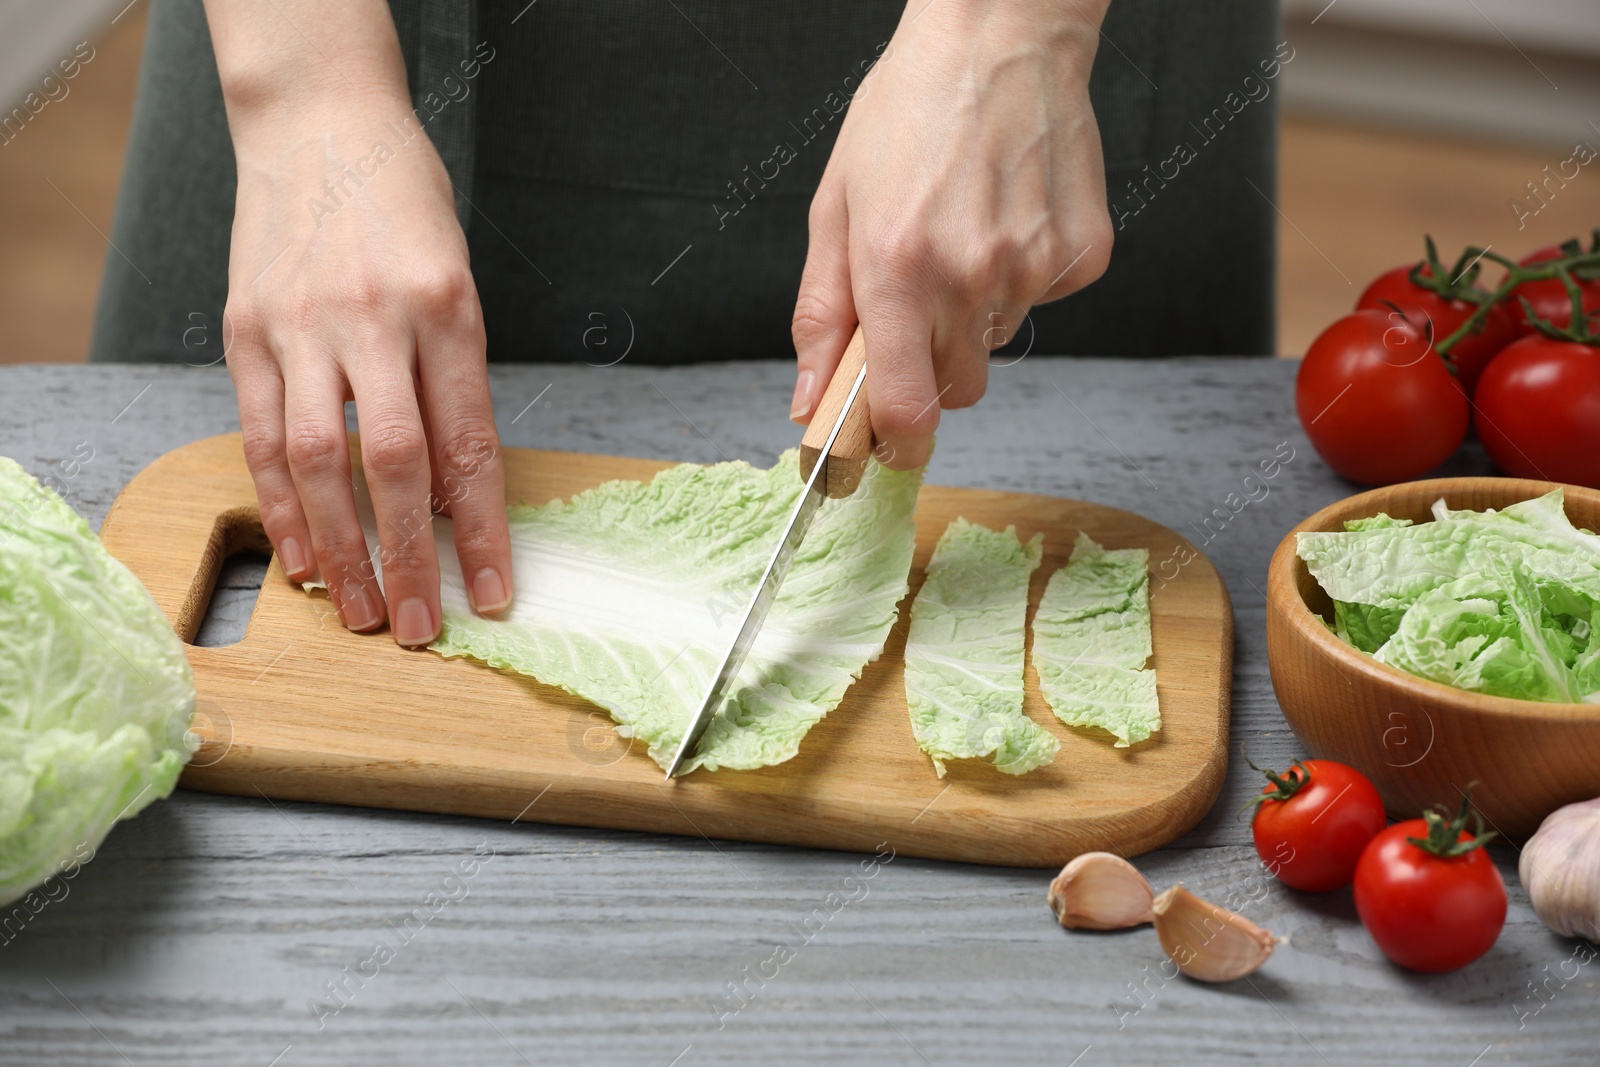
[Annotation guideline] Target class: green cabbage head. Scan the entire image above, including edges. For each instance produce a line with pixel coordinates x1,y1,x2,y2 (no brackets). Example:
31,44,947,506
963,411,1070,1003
0,458,194,906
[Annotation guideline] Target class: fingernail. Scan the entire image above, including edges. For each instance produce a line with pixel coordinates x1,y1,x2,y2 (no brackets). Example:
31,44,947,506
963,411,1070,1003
340,583,383,632
472,567,510,614
279,536,308,578
394,596,437,647
790,369,817,422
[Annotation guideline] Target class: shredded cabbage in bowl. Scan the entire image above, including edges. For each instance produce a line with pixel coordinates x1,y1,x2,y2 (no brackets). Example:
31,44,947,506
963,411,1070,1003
1297,488,1600,704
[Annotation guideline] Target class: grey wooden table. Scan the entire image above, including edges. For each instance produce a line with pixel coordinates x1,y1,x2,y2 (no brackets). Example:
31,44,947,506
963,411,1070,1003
0,358,1587,1066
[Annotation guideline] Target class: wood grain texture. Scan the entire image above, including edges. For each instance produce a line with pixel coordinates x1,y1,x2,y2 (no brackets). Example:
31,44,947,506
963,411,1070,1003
1267,476,1600,840
98,433,1233,869
798,326,874,498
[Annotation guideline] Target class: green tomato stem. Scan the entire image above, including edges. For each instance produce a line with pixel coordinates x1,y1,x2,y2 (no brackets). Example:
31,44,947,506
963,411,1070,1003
1405,786,1497,858
1435,249,1600,357
1239,752,1310,817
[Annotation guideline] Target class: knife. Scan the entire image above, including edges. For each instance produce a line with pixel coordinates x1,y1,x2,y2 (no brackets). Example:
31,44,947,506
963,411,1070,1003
664,326,876,778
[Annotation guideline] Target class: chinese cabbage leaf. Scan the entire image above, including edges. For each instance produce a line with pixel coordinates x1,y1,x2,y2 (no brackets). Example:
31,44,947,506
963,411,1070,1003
903,519,1055,777
344,451,921,772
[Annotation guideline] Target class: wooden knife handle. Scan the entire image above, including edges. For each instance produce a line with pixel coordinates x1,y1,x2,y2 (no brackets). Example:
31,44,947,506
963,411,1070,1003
799,325,875,499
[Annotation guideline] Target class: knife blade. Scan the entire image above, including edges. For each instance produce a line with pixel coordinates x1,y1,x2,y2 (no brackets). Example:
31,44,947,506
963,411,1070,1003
664,328,874,778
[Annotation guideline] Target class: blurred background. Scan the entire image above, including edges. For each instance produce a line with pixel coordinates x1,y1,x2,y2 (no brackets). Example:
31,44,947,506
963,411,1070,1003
2,0,1598,364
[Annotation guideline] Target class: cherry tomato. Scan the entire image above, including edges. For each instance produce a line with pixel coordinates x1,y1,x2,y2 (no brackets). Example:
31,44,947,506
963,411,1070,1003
1507,244,1600,337
1357,264,1516,395
1249,758,1387,892
1296,309,1469,485
1473,335,1600,488
1353,796,1506,973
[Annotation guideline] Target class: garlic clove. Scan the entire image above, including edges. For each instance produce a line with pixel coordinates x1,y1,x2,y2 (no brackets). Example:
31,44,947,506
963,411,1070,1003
1151,884,1274,982
1047,852,1155,930
1520,796,1600,941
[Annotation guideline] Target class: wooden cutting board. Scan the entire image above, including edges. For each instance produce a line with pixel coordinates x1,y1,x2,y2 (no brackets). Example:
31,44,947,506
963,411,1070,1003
100,434,1233,868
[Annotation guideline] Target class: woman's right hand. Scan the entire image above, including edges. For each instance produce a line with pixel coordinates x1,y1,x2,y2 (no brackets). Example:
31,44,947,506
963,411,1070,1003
212,21,512,647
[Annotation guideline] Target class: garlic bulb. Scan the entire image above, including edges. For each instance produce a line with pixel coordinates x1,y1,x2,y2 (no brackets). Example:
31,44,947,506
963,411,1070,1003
1047,852,1155,930
1520,797,1600,940
1151,885,1274,982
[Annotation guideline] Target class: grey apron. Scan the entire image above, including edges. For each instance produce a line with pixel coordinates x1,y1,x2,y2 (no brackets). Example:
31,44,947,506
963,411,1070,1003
88,0,1280,364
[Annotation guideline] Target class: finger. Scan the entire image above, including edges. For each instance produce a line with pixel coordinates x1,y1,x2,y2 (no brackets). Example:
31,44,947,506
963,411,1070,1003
228,341,316,583
347,353,442,647
931,302,990,411
860,300,940,471
791,175,856,425
418,324,512,617
418,401,452,517
282,355,386,633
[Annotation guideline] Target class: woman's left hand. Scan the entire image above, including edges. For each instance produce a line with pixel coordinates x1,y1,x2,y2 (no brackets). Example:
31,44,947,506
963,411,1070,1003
791,0,1115,468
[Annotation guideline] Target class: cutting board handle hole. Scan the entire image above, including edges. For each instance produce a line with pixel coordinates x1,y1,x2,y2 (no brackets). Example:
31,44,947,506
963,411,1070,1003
185,506,272,647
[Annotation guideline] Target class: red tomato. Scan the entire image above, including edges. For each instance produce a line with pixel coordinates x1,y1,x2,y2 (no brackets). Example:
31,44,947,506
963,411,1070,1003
1249,759,1387,892
1507,244,1600,336
1296,310,1469,485
1356,264,1516,395
1473,335,1600,488
1354,813,1506,973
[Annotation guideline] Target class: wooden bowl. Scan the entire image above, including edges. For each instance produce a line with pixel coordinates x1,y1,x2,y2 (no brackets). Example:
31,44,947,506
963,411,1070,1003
1266,476,1600,841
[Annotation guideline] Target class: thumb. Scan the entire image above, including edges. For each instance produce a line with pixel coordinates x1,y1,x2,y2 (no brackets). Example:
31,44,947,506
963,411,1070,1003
790,177,856,425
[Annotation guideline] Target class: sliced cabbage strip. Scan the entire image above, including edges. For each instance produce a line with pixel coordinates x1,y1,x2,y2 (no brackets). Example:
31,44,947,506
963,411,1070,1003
1031,532,1158,747
904,519,1054,777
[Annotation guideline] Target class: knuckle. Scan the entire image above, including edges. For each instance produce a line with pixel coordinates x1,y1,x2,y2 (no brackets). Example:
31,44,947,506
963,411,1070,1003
1060,216,1114,287
362,422,428,478
980,305,1027,351
255,487,303,532
1022,231,1065,287
282,287,324,334
875,393,938,440
806,183,841,234
448,522,499,567
240,423,285,472
311,526,369,570
334,274,388,317
806,195,829,234
941,374,987,410
873,229,931,280
223,301,266,355
791,294,842,352
413,265,478,326
437,421,500,480
968,235,1021,292
285,423,346,471
376,512,435,571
